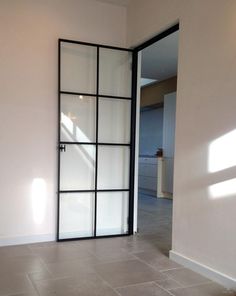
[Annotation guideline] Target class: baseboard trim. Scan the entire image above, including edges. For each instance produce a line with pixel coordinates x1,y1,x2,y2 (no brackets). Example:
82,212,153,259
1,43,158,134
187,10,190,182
170,250,236,290
0,234,56,246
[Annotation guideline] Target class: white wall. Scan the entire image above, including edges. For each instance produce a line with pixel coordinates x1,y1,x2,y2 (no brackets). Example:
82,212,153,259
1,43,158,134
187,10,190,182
139,108,163,156
127,0,236,287
162,92,176,194
0,0,127,245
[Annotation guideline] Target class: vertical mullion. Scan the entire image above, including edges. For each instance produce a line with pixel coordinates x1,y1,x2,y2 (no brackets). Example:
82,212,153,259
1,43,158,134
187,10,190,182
128,50,137,235
57,41,61,241
94,46,99,237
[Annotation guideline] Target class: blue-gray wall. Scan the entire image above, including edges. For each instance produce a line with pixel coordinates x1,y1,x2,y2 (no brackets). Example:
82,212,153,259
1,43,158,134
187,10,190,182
139,107,163,156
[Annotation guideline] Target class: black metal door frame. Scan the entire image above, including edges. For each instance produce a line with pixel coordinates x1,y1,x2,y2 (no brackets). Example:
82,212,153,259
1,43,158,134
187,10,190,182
131,23,179,234
133,23,179,52
57,39,137,241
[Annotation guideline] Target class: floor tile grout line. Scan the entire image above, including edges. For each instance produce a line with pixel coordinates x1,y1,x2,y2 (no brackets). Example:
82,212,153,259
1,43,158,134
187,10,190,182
159,267,184,272
152,281,176,296
114,280,158,290
25,272,41,296
87,270,122,296
28,274,85,284
36,255,55,277
131,253,184,276
167,280,216,290
92,255,138,265
155,277,185,288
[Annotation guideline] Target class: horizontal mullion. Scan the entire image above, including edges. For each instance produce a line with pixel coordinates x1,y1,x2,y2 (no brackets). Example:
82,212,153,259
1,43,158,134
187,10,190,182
58,233,130,242
98,94,132,100
60,142,95,145
60,142,131,146
98,143,131,146
60,91,132,101
60,91,96,97
59,38,133,52
98,189,130,192
60,190,94,193
60,189,130,194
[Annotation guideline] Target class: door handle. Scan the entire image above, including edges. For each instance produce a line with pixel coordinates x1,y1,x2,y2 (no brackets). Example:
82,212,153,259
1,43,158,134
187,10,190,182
59,144,66,152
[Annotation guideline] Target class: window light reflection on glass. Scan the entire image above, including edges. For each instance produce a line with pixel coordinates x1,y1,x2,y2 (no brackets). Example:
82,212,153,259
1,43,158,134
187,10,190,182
61,112,95,169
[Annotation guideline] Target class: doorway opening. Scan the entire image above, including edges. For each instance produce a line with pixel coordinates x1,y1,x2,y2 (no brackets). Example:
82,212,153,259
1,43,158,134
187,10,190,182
135,25,179,256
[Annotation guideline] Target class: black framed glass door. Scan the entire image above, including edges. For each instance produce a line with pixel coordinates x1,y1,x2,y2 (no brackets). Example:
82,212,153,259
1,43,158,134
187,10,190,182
57,39,136,240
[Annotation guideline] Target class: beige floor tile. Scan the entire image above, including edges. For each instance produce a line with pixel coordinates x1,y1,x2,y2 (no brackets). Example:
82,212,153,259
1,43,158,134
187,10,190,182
72,238,136,263
74,273,119,296
144,258,183,271
31,244,95,264
163,268,210,287
33,276,80,296
4,294,38,296
133,251,167,263
28,241,76,249
94,249,136,263
170,282,236,296
116,282,172,296
124,240,164,254
155,278,183,290
77,237,127,250
94,259,167,288
0,273,36,296
34,273,119,296
45,258,96,278
0,255,47,275
28,269,53,282
0,245,32,258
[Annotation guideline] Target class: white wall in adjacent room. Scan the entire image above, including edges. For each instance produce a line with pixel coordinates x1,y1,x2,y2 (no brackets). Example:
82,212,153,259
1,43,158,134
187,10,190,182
162,92,176,194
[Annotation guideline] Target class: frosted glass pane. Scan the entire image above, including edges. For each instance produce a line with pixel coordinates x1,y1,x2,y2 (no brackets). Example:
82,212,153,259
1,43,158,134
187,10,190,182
60,145,95,190
97,192,129,236
61,42,97,94
99,48,132,97
97,146,130,189
61,94,96,142
59,193,94,239
98,98,131,143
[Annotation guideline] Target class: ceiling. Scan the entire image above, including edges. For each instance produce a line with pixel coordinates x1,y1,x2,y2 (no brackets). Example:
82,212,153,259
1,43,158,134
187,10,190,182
141,31,179,82
140,78,157,87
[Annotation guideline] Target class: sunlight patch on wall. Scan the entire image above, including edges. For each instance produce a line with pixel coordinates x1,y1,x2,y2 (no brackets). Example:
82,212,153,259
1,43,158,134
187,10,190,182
208,129,236,173
32,178,47,224
208,178,236,199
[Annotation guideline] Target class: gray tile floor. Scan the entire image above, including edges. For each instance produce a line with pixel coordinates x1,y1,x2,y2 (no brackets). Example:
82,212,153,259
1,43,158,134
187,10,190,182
0,193,235,295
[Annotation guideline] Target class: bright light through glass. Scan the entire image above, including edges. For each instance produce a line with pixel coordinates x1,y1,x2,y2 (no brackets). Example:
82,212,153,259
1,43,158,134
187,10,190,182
208,178,236,199
208,129,236,173
61,112,73,134
32,178,47,224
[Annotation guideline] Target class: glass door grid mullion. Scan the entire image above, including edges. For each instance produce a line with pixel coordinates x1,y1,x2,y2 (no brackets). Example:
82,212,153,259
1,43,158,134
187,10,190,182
58,39,134,241
60,91,132,101
94,46,99,237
